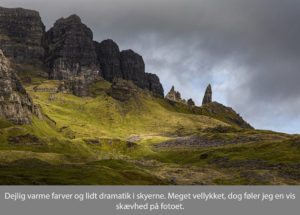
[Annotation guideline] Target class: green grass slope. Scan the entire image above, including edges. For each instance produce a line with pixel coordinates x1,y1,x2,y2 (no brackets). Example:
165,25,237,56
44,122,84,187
0,77,299,185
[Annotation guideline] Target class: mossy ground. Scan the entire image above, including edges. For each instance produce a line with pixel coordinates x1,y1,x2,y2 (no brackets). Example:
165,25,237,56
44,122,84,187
0,78,299,185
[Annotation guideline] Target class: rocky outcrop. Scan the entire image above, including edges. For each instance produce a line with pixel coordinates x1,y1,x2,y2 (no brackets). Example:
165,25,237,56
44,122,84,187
0,6,45,64
120,50,164,97
202,84,212,105
165,86,186,104
187,98,195,106
94,42,164,97
108,78,139,102
58,76,90,97
94,39,122,82
0,50,42,124
200,102,253,129
43,14,100,80
120,50,147,88
146,73,164,97
44,16,164,97
155,135,261,148
0,6,164,98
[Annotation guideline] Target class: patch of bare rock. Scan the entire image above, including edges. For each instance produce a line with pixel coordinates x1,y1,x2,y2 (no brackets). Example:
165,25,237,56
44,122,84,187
155,135,262,148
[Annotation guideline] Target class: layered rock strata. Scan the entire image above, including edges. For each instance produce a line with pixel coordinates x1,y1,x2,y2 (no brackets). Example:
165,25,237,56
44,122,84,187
0,50,42,124
0,7,45,64
43,14,100,81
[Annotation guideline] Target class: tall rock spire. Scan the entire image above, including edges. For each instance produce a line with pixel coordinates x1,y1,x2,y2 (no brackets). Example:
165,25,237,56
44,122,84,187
202,84,212,105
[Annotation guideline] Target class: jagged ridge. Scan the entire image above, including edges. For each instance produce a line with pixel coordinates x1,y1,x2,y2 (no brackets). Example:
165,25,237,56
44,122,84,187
0,7,164,97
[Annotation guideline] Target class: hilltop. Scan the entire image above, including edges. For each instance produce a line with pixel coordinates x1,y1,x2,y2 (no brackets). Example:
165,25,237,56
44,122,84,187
0,6,299,185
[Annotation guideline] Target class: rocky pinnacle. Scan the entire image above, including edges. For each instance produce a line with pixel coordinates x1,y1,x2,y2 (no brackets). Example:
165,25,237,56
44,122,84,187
202,84,212,105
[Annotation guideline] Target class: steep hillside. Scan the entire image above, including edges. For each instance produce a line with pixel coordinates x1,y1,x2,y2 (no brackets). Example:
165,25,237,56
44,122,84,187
0,74,299,185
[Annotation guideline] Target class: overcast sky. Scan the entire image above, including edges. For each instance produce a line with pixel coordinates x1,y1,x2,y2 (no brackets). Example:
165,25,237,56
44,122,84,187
2,0,300,134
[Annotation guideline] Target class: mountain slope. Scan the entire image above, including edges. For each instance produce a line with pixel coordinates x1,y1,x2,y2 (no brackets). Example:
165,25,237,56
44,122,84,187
0,75,299,185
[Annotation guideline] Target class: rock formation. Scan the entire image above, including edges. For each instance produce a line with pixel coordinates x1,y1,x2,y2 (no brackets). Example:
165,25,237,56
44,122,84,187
0,7,45,64
120,50,148,88
108,78,139,102
0,6,164,98
43,14,100,81
0,50,42,124
95,41,164,97
187,98,195,106
58,76,90,97
118,49,164,97
202,84,212,105
200,102,253,129
165,86,187,104
146,73,164,97
94,39,122,82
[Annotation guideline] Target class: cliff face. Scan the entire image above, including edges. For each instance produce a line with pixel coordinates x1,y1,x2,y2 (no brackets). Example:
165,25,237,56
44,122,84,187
146,73,164,96
94,39,122,82
120,50,148,89
0,6,164,98
0,50,41,124
95,41,164,97
43,15,164,97
0,7,45,64
43,14,100,81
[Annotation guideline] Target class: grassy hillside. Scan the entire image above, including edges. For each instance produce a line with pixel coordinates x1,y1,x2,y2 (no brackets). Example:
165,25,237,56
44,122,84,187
0,77,299,185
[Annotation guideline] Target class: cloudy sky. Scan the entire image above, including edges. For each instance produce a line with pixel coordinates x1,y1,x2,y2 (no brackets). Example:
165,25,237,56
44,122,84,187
2,0,300,134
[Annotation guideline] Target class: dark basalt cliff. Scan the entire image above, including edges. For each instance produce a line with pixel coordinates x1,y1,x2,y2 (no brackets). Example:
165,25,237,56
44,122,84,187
42,14,164,97
0,7,45,64
0,6,252,129
94,39,122,82
95,41,164,97
145,73,164,96
0,6,164,98
120,50,163,96
0,50,42,124
43,14,100,81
